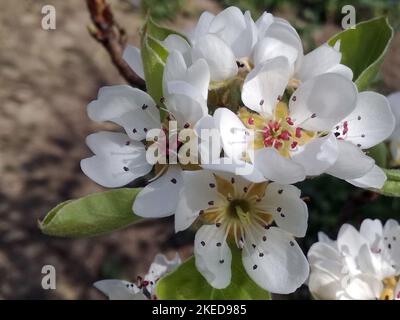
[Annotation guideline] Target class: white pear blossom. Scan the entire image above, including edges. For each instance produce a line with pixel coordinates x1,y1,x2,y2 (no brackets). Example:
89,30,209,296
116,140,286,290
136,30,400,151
252,13,353,83
326,92,395,189
203,56,358,184
175,169,309,294
205,54,394,186
81,51,210,218
94,253,181,300
387,92,400,164
308,219,400,300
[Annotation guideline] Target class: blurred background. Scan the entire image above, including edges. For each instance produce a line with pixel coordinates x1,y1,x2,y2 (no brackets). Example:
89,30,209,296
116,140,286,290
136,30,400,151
0,0,399,299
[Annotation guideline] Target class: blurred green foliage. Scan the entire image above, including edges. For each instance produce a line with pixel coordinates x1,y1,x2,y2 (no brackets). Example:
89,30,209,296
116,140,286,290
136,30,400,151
141,0,183,21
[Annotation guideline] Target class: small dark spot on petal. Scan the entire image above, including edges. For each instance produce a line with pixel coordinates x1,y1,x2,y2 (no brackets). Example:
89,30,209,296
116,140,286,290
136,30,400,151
132,128,137,133
292,96,297,102
278,189,283,194
277,207,282,212
259,99,264,106
123,166,129,172
170,178,177,184
253,265,258,270
219,259,224,264
259,252,264,257
216,242,222,247
125,141,130,146
280,213,285,218
201,241,205,246
231,177,235,184
262,236,267,242
209,183,215,188
290,241,295,247
208,200,214,206
142,104,148,110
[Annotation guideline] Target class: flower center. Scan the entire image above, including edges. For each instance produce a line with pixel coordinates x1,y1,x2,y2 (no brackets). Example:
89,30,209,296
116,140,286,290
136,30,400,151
200,175,274,247
239,103,316,158
227,199,251,221
379,276,399,300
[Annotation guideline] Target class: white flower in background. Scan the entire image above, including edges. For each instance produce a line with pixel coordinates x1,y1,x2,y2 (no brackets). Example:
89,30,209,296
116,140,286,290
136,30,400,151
94,253,181,300
175,169,309,294
124,6,350,84
81,51,210,218
387,92,400,164
308,219,400,300
325,91,395,189
189,7,352,83
252,13,353,83
204,56,358,184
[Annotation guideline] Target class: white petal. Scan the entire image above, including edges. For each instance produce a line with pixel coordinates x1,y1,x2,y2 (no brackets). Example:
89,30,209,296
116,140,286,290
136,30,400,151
133,165,182,218
255,12,274,39
326,64,353,80
346,165,387,189
292,133,338,176
162,34,191,63
242,227,309,294
345,274,383,300
81,132,152,188
87,85,160,140
94,280,146,300
252,21,302,67
290,73,358,131
122,45,144,79
259,182,308,237
308,270,343,300
194,225,232,289
190,11,215,43
360,219,383,249
175,170,221,232
384,219,399,233
242,56,291,116
253,147,306,184
163,50,210,100
326,140,375,180
165,81,208,128
201,158,266,183
340,92,395,149
388,92,400,139
383,225,400,272
192,34,238,81
214,108,251,162
317,232,336,246
297,44,348,82
145,253,181,290
208,6,248,58
337,223,368,257
308,242,341,266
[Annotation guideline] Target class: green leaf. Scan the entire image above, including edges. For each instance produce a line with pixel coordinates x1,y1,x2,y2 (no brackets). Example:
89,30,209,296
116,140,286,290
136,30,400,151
146,16,188,42
39,188,142,237
156,247,271,300
328,17,393,91
140,17,188,108
141,33,169,105
367,143,388,168
376,169,400,197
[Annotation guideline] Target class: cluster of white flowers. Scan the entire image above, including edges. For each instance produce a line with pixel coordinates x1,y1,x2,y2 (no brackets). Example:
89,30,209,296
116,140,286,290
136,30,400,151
94,254,181,300
308,219,400,300
83,7,396,295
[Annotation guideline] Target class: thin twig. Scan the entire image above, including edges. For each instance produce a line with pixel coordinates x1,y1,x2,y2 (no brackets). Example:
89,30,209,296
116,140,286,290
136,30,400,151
86,0,146,90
